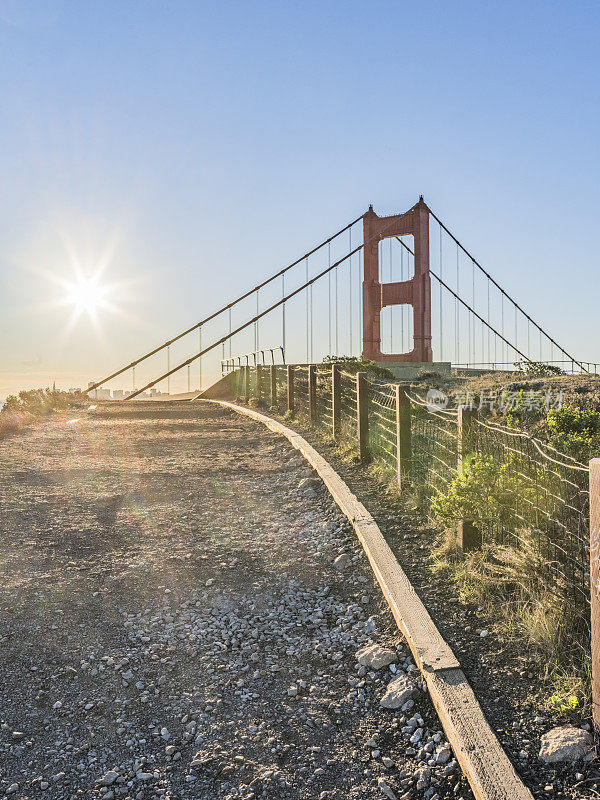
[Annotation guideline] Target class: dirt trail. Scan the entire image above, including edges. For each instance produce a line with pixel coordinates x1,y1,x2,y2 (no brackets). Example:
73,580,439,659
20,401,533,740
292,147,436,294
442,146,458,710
0,402,467,800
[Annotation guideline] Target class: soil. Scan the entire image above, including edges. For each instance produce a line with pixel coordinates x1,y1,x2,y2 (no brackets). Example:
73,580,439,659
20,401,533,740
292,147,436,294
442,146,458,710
0,401,473,800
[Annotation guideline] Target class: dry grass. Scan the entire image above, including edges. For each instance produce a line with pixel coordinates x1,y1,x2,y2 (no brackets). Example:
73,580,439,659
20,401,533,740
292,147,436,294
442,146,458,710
431,528,591,716
0,389,87,440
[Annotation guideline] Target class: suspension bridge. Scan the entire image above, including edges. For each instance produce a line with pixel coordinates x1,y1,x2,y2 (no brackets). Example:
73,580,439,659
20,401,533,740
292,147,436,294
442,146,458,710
86,196,590,401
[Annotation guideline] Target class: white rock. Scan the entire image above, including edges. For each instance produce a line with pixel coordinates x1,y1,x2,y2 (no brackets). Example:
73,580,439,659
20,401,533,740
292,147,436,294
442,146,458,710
356,643,396,670
100,771,119,786
410,727,423,744
333,554,351,570
380,675,415,709
539,725,593,763
363,616,377,634
298,477,320,489
377,777,397,800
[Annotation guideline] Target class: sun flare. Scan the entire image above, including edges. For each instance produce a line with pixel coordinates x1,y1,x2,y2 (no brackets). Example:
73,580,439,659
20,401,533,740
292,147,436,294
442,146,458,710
64,275,108,316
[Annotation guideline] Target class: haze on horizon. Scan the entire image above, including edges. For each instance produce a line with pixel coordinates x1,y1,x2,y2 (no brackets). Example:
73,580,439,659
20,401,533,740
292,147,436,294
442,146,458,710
1,0,598,400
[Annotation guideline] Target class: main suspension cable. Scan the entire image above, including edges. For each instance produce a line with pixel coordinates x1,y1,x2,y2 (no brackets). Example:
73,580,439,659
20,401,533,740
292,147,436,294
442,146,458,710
88,213,365,392
126,244,365,399
428,208,587,372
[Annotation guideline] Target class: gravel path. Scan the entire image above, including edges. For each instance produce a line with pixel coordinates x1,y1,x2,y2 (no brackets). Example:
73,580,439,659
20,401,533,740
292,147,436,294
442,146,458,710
0,402,471,800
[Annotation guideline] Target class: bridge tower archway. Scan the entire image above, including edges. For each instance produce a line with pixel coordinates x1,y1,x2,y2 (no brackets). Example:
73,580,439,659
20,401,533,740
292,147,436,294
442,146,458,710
362,196,433,363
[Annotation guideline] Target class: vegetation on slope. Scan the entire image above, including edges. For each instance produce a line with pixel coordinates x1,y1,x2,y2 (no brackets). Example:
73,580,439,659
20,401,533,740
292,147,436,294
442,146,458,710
0,388,87,439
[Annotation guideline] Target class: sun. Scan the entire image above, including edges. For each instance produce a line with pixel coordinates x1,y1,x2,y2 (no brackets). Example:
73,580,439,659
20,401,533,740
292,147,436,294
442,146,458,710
64,274,108,316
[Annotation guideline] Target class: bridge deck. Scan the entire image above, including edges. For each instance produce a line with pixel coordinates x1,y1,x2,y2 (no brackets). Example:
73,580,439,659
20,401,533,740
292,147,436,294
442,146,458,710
0,402,467,800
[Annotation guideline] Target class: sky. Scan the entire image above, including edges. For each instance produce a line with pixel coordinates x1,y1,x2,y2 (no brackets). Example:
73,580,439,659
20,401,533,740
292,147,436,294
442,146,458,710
0,0,598,397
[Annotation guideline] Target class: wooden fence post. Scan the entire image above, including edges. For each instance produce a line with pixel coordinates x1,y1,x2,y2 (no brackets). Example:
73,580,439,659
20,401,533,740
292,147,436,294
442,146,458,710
270,365,277,407
255,364,262,402
244,365,250,403
590,458,600,730
395,385,412,490
356,371,369,460
308,365,317,424
332,364,341,438
457,407,481,551
287,365,295,414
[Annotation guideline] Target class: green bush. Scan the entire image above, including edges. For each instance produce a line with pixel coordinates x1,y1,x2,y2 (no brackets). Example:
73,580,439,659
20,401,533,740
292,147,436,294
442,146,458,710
431,451,563,537
322,355,394,380
432,454,512,531
546,406,600,461
513,360,565,377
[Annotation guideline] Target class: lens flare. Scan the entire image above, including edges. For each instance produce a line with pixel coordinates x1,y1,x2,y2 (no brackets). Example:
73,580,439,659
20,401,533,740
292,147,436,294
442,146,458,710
64,275,108,316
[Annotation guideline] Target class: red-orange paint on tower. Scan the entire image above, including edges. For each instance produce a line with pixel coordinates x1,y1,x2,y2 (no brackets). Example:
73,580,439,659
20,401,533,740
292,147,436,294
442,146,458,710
362,197,433,363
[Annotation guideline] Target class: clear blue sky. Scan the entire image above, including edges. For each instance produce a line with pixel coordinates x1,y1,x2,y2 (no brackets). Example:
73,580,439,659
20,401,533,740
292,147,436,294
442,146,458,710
0,0,598,395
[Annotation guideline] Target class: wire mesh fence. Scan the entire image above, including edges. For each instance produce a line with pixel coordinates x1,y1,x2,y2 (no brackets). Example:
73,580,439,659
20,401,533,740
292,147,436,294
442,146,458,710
473,418,590,610
340,371,357,438
408,394,459,505
232,363,592,618
369,381,397,471
274,365,287,410
294,366,310,420
316,366,333,432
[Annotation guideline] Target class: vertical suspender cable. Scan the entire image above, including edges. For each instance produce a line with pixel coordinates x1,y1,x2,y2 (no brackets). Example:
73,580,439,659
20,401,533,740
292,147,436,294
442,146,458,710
401,243,405,351
282,273,286,358
481,312,484,369
471,260,475,367
335,245,339,356
132,366,135,393
187,364,190,392
229,308,232,358
167,346,171,395
455,244,459,364
487,279,491,366
310,278,314,361
306,257,309,362
328,244,332,356
358,248,363,356
255,290,259,352
198,326,202,391
439,225,443,362
389,238,393,352
349,228,353,355
501,294,505,366
467,260,472,366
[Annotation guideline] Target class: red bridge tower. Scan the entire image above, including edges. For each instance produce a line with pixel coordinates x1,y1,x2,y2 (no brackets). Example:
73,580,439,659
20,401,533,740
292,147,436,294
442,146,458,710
362,197,433,363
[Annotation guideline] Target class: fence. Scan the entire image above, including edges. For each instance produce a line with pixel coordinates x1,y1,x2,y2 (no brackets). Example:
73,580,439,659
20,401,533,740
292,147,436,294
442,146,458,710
229,362,600,724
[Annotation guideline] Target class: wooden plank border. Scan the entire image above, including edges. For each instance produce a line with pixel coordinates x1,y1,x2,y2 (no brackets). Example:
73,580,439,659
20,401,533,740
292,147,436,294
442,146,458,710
205,399,534,800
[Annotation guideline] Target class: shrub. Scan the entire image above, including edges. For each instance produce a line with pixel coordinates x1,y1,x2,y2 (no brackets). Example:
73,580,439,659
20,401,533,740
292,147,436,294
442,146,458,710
546,405,600,461
0,388,86,439
513,360,565,377
322,355,394,380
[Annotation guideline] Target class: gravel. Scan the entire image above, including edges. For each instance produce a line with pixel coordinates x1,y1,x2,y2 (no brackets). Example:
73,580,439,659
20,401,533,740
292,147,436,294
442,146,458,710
0,402,472,800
